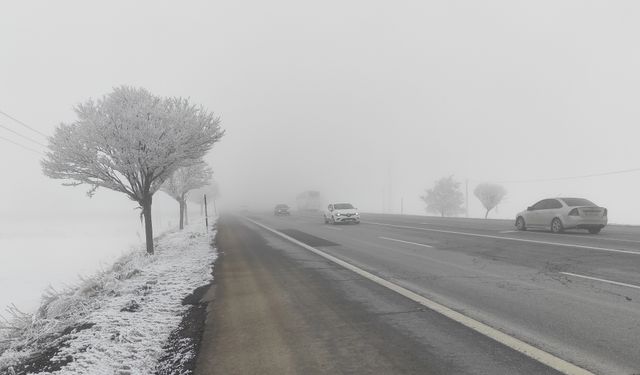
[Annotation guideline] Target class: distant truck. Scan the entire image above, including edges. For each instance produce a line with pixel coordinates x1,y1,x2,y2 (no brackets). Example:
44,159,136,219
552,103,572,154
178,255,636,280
296,190,323,212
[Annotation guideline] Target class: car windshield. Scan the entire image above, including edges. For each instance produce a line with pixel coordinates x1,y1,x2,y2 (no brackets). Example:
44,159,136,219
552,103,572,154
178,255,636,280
561,198,596,207
334,203,354,209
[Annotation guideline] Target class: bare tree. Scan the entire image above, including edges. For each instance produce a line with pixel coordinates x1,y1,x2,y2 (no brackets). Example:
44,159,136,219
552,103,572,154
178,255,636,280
474,183,507,218
161,161,213,230
42,86,224,254
420,176,464,217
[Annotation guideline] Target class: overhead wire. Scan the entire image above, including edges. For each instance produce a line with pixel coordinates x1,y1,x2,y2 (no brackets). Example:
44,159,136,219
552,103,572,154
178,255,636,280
0,123,48,148
495,167,640,184
0,109,49,138
0,135,45,156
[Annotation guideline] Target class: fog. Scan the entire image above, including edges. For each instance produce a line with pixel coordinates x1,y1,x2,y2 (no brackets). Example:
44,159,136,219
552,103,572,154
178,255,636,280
1,0,640,308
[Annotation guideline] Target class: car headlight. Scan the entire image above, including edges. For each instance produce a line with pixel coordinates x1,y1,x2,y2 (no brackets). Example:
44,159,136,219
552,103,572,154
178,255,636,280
335,213,342,216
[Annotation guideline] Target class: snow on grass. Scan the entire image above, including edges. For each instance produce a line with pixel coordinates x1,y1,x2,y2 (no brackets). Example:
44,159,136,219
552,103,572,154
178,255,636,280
0,222,216,374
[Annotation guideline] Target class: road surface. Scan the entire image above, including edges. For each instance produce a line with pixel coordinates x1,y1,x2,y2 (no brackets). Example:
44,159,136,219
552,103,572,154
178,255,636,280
196,213,640,374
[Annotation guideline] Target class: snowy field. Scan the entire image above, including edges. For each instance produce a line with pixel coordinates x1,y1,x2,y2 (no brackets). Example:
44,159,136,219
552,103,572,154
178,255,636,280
0,211,183,314
0,216,137,314
0,221,216,374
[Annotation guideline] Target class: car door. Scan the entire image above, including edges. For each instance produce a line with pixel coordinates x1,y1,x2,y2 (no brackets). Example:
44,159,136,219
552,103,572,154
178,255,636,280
538,199,562,228
526,200,547,226
540,199,562,227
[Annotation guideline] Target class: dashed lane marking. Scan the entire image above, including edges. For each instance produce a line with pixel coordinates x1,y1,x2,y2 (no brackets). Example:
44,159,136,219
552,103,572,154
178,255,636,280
560,272,640,290
364,221,640,256
379,236,433,248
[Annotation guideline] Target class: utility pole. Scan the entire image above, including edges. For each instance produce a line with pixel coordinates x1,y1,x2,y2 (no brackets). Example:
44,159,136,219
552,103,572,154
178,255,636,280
387,161,393,214
204,194,209,230
465,179,469,218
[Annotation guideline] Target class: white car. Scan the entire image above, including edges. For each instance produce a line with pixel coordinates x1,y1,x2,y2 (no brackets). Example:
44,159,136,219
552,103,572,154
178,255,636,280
515,197,607,234
324,203,360,224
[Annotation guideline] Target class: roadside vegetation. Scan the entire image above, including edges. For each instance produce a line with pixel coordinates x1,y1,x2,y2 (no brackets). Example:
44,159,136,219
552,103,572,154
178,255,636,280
420,176,465,217
41,86,224,254
474,183,507,218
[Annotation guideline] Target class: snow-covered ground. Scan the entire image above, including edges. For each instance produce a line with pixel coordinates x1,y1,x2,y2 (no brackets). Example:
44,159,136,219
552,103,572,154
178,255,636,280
0,220,216,374
0,210,186,313
0,216,140,314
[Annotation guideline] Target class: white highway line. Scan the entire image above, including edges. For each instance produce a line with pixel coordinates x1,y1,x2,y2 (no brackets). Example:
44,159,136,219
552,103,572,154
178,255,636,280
244,217,594,375
499,230,518,234
560,272,640,290
365,221,640,256
508,230,640,245
379,236,433,248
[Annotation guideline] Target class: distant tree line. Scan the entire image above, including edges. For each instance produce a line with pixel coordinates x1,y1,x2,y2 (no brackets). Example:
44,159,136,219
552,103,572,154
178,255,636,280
421,177,506,219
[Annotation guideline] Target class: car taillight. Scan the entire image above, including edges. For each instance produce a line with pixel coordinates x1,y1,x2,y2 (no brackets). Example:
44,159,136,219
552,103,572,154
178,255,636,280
603,208,608,217
569,208,580,216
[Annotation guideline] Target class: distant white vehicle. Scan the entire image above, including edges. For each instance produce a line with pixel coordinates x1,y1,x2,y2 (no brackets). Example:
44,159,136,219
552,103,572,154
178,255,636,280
515,197,607,234
324,203,360,224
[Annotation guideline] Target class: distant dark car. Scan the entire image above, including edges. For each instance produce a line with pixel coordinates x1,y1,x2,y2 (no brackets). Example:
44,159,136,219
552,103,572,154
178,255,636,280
274,204,291,216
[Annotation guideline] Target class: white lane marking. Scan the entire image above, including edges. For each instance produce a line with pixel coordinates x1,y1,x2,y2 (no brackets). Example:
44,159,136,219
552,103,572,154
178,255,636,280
245,217,594,375
500,230,518,234
379,236,433,248
364,221,640,256
509,230,640,245
560,272,640,290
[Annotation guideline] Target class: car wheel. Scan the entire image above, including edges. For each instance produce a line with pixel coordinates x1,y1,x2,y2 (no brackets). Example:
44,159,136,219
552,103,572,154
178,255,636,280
515,217,526,231
330,217,336,225
551,218,564,233
588,228,601,234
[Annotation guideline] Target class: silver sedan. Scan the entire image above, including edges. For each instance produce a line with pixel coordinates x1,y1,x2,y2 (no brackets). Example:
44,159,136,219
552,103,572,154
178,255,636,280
515,197,607,234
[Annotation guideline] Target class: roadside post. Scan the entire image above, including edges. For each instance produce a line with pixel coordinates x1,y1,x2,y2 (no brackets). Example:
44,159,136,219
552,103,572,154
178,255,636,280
204,194,209,231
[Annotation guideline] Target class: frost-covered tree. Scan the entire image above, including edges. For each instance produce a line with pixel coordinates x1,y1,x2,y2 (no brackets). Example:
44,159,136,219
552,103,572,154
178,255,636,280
474,183,507,218
42,86,224,254
161,161,213,230
420,176,464,217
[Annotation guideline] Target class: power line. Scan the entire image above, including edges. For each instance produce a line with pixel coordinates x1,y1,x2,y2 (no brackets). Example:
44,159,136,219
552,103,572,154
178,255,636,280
0,109,49,138
495,167,640,184
0,135,45,156
0,123,48,148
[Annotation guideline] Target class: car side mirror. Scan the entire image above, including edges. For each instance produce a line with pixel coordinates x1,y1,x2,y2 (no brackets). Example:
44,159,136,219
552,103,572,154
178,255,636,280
527,206,533,211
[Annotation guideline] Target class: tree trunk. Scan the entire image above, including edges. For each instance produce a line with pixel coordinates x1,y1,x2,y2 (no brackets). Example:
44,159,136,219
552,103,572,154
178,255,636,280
142,195,154,255
179,197,185,230
184,201,189,226
485,209,489,219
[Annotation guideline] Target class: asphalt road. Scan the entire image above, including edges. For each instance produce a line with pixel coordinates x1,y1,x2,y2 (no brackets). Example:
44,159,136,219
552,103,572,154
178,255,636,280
195,216,561,375
231,212,640,375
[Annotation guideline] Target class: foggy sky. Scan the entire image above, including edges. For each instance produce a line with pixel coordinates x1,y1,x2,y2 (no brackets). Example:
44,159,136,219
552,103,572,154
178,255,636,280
1,1,640,223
